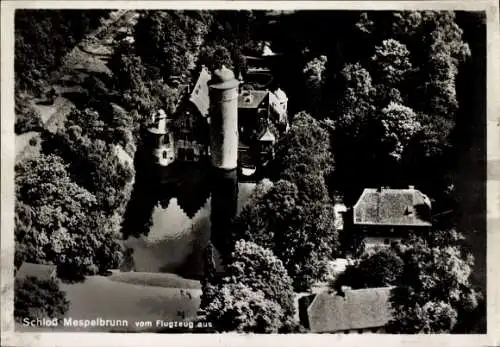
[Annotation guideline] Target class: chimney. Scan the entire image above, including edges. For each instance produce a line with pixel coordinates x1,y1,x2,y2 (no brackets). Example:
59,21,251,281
408,185,415,190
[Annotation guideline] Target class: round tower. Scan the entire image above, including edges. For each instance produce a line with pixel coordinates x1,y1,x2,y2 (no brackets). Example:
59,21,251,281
207,66,239,262
208,65,239,171
147,109,175,167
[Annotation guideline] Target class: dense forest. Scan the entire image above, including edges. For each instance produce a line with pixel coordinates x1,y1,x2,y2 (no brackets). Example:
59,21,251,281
13,9,486,333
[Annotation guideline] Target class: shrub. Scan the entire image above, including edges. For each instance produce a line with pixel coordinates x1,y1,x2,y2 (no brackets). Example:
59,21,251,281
14,276,69,322
15,100,44,134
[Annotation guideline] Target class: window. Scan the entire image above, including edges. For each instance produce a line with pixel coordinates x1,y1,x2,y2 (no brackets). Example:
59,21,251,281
186,148,194,161
178,148,186,160
162,151,167,159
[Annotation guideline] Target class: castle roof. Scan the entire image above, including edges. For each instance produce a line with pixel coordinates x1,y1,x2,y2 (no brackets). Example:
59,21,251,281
274,88,288,102
268,91,286,117
238,90,269,109
188,68,286,116
353,187,432,227
262,43,276,57
189,67,211,117
304,287,394,333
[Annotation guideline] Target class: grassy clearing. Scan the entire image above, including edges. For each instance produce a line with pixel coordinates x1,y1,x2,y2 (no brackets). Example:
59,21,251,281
15,275,201,332
62,47,112,77
109,272,201,290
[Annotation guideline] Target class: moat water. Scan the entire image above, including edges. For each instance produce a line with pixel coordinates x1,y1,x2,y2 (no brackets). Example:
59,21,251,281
121,156,256,278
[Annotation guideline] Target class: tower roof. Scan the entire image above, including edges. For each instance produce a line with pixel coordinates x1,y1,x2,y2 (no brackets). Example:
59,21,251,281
209,65,239,90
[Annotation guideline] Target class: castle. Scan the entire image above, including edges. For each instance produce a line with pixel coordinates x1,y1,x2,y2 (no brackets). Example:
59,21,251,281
141,63,288,258
145,62,289,180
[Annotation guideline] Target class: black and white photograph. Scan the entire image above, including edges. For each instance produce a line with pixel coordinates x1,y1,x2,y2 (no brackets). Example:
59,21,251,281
1,1,499,345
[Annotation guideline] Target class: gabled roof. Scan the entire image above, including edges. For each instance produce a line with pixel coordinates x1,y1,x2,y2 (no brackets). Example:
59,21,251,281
189,67,211,117
353,187,432,227
262,43,276,57
238,90,269,109
306,287,394,333
258,127,276,142
274,88,288,103
268,91,286,117
16,262,57,281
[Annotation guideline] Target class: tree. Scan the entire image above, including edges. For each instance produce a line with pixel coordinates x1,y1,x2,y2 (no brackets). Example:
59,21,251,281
109,41,148,93
330,246,404,292
15,277,70,322
386,229,481,333
232,180,339,291
202,240,296,333
378,102,422,161
292,173,330,204
225,241,295,319
371,39,412,86
15,95,44,134
15,154,124,281
304,55,328,90
198,44,234,71
271,111,333,183
303,55,328,112
133,11,209,80
317,10,474,207
42,126,134,215
336,62,376,134
204,282,283,333
333,61,422,176
15,10,107,94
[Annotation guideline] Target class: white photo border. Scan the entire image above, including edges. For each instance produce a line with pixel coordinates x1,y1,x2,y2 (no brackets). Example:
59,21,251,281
1,1,499,346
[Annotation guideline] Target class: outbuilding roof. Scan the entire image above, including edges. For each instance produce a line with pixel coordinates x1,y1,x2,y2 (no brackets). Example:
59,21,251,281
16,262,57,281
305,287,394,333
353,187,432,227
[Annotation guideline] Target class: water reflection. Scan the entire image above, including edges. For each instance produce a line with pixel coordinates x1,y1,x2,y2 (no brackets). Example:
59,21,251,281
121,152,255,279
